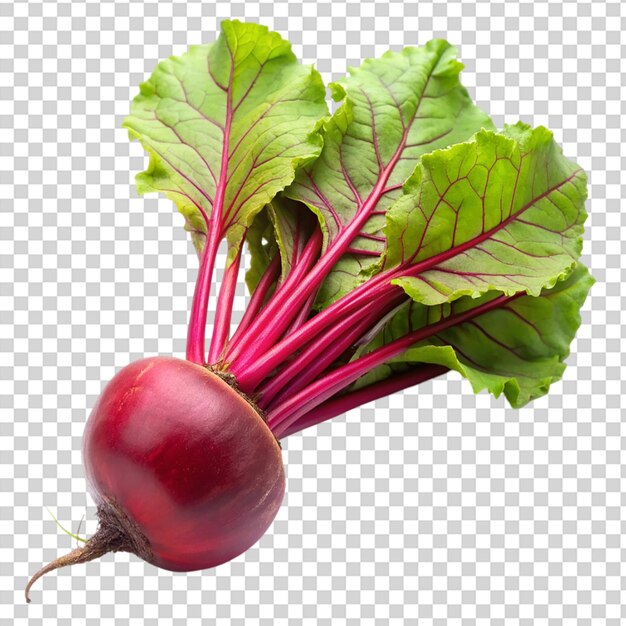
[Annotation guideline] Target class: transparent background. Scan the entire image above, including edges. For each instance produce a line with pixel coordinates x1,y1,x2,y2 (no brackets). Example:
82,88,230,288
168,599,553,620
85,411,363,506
1,0,624,624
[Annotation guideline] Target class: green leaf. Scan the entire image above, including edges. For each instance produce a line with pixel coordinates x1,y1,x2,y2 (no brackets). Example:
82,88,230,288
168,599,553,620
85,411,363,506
386,123,587,305
123,20,328,263
244,207,277,294
267,197,318,283
245,197,317,296
284,40,493,308
353,264,594,407
245,197,316,296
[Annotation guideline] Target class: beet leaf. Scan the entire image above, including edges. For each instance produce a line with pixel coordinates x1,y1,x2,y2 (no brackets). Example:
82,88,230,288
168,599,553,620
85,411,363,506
286,40,494,309
123,20,328,364
385,123,587,305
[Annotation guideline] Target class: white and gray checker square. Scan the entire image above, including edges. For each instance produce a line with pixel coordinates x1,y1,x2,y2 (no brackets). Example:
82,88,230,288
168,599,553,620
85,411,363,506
1,0,624,624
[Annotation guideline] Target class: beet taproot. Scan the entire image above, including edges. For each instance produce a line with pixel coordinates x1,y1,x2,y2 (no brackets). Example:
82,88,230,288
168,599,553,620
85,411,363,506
26,357,284,601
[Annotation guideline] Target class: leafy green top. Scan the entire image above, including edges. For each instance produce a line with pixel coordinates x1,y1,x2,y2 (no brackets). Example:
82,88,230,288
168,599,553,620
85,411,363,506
124,25,591,420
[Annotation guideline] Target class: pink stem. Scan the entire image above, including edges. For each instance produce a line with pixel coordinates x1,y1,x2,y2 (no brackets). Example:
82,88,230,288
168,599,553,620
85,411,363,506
227,254,281,350
232,273,401,390
284,290,317,336
207,246,242,365
270,231,321,299
185,223,222,365
278,365,448,438
267,292,519,435
228,218,375,368
259,292,406,408
224,228,323,362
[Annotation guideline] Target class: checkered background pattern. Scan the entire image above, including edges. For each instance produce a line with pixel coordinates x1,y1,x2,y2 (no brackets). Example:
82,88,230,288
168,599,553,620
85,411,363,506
1,0,624,623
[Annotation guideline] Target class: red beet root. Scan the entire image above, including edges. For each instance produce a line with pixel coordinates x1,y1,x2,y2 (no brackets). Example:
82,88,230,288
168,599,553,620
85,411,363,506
25,357,285,601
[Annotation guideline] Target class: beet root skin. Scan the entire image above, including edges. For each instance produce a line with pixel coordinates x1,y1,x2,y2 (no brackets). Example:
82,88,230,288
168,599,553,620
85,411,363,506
82,356,285,572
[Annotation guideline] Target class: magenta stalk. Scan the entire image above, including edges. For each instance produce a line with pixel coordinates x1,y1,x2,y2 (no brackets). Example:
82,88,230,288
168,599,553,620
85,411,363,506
259,292,407,408
226,254,280,351
268,292,520,435
185,225,222,365
186,62,234,365
278,365,449,438
207,247,242,364
224,228,323,362
227,136,409,372
233,275,402,391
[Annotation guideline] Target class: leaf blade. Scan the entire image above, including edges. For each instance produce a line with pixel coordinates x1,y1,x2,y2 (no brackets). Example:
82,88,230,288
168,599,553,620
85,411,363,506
244,207,278,294
387,123,587,305
353,264,594,407
124,20,328,261
267,197,318,283
284,40,493,307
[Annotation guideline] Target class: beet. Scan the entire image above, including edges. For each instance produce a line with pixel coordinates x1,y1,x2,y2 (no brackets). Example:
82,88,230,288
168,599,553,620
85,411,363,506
25,22,591,603
25,357,284,601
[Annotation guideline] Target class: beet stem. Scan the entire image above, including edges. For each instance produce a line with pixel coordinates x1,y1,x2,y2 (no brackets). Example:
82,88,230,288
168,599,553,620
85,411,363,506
225,228,322,364
187,60,236,364
279,364,449,438
227,126,412,372
186,228,221,364
208,246,242,364
231,272,400,391
268,292,522,434
227,254,280,350
259,292,406,409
